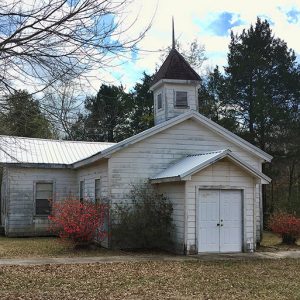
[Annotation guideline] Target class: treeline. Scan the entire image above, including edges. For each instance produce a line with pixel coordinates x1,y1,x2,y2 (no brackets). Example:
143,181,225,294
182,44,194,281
0,18,299,219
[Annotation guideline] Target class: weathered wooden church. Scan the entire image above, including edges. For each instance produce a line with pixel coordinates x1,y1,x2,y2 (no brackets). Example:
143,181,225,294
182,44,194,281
0,29,272,254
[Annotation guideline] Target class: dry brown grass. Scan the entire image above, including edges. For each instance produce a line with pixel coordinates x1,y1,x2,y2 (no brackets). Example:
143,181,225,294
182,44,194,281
259,231,300,252
0,259,299,299
0,236,123,258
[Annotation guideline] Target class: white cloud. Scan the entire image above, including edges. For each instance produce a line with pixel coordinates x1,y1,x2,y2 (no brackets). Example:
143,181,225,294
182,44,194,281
7,0,300,92
101,0,298,90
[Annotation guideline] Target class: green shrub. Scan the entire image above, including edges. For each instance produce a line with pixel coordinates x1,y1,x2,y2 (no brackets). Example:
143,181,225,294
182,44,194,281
112,182,173,249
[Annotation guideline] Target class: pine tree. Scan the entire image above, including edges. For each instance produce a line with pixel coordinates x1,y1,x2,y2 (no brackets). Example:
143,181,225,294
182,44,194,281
224,18,300,218
225,18,300,152
0,90,54,138
129,72,154,135
83,84,132,142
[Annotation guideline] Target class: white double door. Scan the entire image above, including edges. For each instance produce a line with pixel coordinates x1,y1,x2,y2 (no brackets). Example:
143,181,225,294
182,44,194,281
198,189,242,253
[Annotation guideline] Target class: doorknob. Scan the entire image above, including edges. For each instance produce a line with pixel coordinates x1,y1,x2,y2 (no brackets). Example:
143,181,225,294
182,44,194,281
217,223,220,226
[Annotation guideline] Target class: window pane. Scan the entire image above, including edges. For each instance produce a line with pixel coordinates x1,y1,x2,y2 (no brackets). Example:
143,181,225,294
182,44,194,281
36,183,53,199
35,183,53,215
80,181,84,202
157,94,162,109
36,199,51,215
36,190,53,199
95,179,101,202
175,91,188,107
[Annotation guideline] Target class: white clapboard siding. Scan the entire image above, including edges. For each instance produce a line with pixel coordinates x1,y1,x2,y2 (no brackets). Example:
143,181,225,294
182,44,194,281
76,160,109,201
108,119,262,251
185,159,256,253
5,167,77,236
155,182,185,253
109,119,261,229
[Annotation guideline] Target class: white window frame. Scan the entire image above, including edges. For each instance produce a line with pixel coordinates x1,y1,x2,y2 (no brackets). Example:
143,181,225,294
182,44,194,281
34,181,54,217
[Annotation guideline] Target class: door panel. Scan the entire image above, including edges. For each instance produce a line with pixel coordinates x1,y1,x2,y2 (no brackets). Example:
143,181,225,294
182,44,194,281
198,190,220,252
219,190,242,252
198,189,242,253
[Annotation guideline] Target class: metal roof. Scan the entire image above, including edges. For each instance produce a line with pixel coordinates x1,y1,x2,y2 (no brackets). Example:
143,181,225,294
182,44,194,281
0,136,115,165
151,48,201,86
151,149,271,183
151,150,227,180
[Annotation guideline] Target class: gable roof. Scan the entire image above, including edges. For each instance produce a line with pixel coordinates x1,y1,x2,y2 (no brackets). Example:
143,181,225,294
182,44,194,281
151,49,201,86
150,149,271,184
0,111,272,169
0,136,115,167
73,111,272,168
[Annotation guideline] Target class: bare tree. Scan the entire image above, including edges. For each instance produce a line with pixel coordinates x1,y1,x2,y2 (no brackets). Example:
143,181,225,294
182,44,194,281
42,79,84,138
0,0,152,95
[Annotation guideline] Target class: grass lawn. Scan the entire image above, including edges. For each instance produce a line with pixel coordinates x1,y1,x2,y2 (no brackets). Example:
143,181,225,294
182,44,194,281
0,231,300,259
0,236,123,258
0,233,300,299
0,259,299,299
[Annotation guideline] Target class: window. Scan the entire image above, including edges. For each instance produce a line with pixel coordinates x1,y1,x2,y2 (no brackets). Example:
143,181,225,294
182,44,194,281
35,182,53,215
95,179,101,204
79,181,85,203
157,93,162,110
175,91,188,107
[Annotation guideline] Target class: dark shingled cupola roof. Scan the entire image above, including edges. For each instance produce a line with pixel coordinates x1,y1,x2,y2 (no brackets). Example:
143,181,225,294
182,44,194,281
151,48,201,86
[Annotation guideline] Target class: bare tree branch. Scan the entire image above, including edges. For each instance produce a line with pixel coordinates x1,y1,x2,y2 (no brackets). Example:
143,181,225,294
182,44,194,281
0,0,153,95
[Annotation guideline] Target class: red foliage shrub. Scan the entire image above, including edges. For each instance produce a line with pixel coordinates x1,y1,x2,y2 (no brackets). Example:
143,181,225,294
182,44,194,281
48,197,109,246
268,212,300,244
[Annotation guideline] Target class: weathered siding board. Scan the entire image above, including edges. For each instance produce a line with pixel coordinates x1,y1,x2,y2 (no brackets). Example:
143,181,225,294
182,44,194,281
185,160,256,253
6,167,77,236
76,160,109,200
155,182,185,253
109,119,261,203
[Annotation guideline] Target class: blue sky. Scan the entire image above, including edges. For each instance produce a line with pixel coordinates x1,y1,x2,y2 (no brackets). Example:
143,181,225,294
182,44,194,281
85,0,300,92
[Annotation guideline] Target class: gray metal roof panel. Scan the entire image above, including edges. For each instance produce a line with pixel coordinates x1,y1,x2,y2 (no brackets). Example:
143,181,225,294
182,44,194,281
0,136,115,165
151,150,227,180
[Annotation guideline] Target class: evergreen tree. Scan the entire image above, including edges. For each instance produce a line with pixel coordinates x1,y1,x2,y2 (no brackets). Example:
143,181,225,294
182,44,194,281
225,18,300,152
0,90,54,138
224,18,300,217
198,66,239,133
83,84,132,142
129,72,154,135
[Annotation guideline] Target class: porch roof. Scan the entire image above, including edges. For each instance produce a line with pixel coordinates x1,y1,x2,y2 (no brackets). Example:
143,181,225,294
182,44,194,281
150,149,271,184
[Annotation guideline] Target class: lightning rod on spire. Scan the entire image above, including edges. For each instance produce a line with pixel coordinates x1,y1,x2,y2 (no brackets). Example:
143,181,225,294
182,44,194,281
172,17,175,49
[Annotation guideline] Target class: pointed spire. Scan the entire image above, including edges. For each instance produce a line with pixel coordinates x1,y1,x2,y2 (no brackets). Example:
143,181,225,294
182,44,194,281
172,17,175,49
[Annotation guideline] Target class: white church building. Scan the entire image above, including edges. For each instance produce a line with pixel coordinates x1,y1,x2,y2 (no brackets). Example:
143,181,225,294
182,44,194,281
0,37,272,254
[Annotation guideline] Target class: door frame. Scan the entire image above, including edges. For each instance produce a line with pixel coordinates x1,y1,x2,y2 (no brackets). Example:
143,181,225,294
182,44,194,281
196,186,245,253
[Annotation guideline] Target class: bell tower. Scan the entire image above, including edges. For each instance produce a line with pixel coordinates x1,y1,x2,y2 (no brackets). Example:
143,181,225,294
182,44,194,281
150,18,201,125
